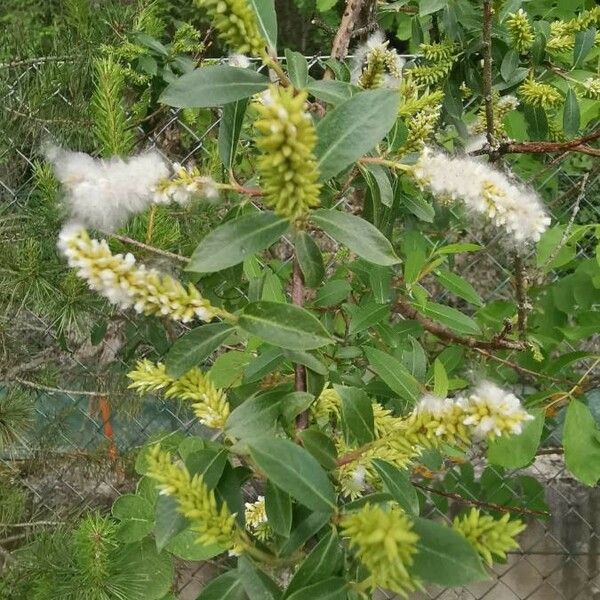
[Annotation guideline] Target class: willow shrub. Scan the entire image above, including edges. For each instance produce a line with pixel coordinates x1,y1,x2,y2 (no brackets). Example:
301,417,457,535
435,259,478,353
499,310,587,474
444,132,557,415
50,0,600,597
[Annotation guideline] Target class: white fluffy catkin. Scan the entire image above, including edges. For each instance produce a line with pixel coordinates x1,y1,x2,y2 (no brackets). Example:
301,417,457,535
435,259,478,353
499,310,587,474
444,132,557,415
45,145,170,231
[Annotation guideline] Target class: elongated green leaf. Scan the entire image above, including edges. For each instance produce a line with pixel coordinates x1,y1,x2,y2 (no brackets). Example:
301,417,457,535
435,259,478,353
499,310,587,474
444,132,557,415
285,49,309,88
166,323,234,378
219,98,249,169
188,212,288,273
295,232,325,288
185,448,228,489
372,459,419,515
362,163,393,207
280,391,315,424
563,87,580,138
298,429,338,470
239,301,333,350
312,209,400,266
364,347,423,404
564,400,600,486
315,89,399,180
265,480,292,537
419,0,445,16
500,49,519,82
160,66,269,107
524,105,548,139
249,437,337,512
335,384,374,445
307,80,357,105
286,578,347,600
226,390,282,441
573,27,596,68
282,349,328,375
345,302,389,335
432,359,448,398
283,530,342,598
421,302,482,336
314,279,351,307
279,512,330,556
198,572,246,600
238,555,281,600
488,409,544,469
435,269,483,307
248,0,277,51
154,495,187,552
411,518,487,585
402,191,435,222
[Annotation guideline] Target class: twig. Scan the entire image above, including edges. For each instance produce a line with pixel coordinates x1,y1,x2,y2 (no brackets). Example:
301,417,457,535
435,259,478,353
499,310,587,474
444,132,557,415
330,0,366,62
0,54,77,69
470,129,600,158
393,296,528,351
102,231,188,264
0,521,63,528
540,173,589,274
513,254,529,340
482,0,495,149
412,482,549,517
292,257,308,430
9,378,106,397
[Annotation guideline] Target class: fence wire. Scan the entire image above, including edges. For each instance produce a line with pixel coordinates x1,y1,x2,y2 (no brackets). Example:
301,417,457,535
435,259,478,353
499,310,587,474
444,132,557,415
1,57,599,600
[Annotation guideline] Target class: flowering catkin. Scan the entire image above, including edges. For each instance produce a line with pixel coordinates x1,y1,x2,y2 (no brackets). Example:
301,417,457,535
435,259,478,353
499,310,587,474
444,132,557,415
127,360,230,428
413,148,551,245
45,146,170,231
351,32,405,89
253,86,321,222
59,225,223,323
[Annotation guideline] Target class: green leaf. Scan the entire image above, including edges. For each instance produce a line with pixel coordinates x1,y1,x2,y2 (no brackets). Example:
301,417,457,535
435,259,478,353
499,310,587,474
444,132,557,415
432,359,448,398
285,49,309,88
283,530,343,598
564,400,600,486
402,192,435,222
160,66,269,107
226,390,282,441
364,346,423,404
500,49,519,82
279,512,330,556
165,529,223,560
345,302,389,335
435,269,483,307
119,539,173,600
185,448,228,488
317,0,337,11
307,80,357,105
312,209,400,266
488,409,544,469
210,351,252,388
154,495,187,552
198,572,246,600
419,0,446,16
239,301,333,350
286,578,347,600
362,163,393,207
433,243,481,255
248,0,277,49
314,279,351,307
219,99,249,169
282,349,328,375
573,27,596,68
165,323,234,378
112,494,154,542
265,480,293,537
249,437,337,512
188,212,288,273
280,391,315,424
411,518,487,586
295,232,325,288
421,302,482,335
399,335,427,379
524,105,548,139
315,89,399,180
335,384,374,445
372,460,419,515
298,429,338,470
238,555,281,600
563,87,580,138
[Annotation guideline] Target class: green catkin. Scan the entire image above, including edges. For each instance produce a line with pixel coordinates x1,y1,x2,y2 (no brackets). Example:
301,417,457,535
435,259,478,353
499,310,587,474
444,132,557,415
253,86,321,222
341,504,420,597
506,9,534,53
518,79,563,109
358,46,387,89
453,509,526,566
194,0,265,56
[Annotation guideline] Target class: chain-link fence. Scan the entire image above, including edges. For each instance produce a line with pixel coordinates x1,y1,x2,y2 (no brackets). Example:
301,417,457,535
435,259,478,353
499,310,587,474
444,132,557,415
1,56,599,600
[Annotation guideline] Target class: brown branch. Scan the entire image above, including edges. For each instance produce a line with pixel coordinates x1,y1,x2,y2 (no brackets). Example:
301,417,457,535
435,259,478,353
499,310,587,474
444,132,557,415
393,296,527,351
482,0,495,149
471,129,600,158
413,482,549,518
330,0,366,62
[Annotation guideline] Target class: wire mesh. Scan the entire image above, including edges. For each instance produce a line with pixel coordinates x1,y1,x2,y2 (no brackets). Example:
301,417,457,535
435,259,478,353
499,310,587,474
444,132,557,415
1,57,599,600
